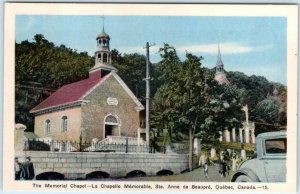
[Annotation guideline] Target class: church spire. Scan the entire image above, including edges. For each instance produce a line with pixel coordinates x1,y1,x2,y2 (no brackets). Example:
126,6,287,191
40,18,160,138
215,44,224,74
217,44,223,66
214,45,230,85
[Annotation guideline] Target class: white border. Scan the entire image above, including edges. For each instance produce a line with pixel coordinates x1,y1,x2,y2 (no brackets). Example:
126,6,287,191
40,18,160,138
3,3,298,193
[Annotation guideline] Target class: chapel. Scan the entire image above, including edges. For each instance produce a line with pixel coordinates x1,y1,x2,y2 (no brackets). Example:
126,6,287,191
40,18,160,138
30,28,146,144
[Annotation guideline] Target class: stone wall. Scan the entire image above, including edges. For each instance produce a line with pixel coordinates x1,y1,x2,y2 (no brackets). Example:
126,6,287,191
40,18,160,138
22,151,188,179
81,76,140,142
34,107,82,142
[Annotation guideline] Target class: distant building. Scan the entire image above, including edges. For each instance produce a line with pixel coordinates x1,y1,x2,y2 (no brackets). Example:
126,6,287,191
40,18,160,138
214,46,255,144
219,122,256,144
214,45,230,85
30,28,145,144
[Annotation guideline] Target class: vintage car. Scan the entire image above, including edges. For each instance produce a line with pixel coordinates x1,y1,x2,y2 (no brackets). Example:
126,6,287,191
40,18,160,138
231,131,286,182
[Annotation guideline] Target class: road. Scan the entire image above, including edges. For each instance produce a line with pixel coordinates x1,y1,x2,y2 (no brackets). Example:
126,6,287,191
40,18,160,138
118,165,233,182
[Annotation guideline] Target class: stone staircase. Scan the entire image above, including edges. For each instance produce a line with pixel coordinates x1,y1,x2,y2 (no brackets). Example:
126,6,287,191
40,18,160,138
84,136,148,152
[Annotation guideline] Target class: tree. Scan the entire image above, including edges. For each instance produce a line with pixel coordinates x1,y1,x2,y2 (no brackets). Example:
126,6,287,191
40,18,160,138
252,92,287,134
111,49,147,101
15,34,94,130
227,71,273,113
151,44,243,170
227,71,287,134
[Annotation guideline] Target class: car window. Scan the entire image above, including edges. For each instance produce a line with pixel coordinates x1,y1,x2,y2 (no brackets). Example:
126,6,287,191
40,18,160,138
265,138,287,154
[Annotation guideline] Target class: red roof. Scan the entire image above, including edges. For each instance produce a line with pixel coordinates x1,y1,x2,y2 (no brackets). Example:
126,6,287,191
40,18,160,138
31,72,107,113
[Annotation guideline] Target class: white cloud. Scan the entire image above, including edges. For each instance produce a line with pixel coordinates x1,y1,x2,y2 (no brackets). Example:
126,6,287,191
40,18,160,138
117,45,161,55
177,42,274,55
117,42,274,56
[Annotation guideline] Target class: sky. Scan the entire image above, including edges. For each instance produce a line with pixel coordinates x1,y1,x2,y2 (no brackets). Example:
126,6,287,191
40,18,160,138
15,15,287,85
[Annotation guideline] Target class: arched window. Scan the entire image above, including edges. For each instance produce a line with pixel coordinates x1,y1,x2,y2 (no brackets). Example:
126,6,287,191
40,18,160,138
61,116,68,132
45,120,50,135
103,53,108,63
98,53,101,62
105,115,118,125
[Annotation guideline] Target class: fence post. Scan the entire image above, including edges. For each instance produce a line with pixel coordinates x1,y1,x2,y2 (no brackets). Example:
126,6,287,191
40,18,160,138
79,135,82,152
125,138,128,153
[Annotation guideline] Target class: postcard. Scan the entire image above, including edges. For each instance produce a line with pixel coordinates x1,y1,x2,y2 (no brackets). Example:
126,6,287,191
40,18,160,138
3,3,298,193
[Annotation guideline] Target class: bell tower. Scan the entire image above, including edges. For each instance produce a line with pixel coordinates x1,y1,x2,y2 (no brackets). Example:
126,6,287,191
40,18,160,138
90,26,117,74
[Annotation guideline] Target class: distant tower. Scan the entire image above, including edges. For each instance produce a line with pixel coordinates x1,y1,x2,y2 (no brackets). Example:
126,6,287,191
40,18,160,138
214,45,230,85
90,26,117,73
216,45,224,74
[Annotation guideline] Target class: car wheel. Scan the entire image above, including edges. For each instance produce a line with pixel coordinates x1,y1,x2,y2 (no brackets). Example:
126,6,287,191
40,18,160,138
235,175,253,182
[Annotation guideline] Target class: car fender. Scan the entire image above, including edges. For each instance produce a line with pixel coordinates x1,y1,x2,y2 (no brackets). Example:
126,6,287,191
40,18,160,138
231,167,261,182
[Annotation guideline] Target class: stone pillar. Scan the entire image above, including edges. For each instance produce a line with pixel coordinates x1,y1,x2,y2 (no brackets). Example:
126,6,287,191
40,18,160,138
219,131,223,142
137,128,140,146
193,138,201,155
91,138,98,151
231,128,236,142
239,128,243,143
241,149,246,160
251,130,256,144
245,127,250,144
251,123,256,144
210,148,216,158
225,129,230,142
14,124,28,156
227,148,232,156
165,144,172,154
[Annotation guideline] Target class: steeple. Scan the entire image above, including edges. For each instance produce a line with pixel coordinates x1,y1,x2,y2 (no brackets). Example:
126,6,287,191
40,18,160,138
214,45,230,85
89,25,117,75
215,44,224,74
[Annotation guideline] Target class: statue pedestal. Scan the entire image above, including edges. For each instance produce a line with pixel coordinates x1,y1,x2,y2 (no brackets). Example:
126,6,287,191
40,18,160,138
210,148,216,158
241,149,246,160
14,123,28,159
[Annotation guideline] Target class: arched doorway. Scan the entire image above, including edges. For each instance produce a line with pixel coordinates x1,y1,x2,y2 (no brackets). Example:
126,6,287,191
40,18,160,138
104,115,120,138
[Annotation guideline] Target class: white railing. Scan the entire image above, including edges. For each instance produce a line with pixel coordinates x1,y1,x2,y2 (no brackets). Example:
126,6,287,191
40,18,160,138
35,138,77,152
106,136,147,146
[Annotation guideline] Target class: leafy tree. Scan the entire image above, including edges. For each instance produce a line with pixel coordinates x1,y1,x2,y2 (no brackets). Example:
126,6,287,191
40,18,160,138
15,34,94,131
151,44,243,170
111,49,147,101
227,71,287,134
227,71,273,112
252,89,287,134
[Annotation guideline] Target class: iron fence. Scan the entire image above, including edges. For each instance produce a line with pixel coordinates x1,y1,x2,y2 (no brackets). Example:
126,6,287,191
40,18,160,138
25,139,152,153
24,139,187,154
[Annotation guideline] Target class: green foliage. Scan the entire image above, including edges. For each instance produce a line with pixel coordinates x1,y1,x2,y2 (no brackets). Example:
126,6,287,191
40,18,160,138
15,34,94,131
111,49,147,101
15,35,286,140
226,71,273,115
227,71,287,133
151,44,243,143
252,94,286,134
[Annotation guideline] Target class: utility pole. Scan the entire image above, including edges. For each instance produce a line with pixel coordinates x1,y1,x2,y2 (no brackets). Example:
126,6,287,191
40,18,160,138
144,42,154,146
